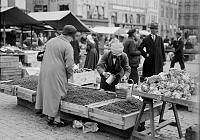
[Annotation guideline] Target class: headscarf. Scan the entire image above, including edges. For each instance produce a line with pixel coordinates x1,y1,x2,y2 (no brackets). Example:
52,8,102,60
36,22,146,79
87,35,95,44
110,38,124,56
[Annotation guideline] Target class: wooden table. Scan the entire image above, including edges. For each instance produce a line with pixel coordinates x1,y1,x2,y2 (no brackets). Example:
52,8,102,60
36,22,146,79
130,91,196,140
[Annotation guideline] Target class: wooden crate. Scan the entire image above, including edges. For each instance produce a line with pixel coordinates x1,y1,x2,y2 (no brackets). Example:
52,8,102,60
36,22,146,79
0,83,17,96
15,86,37,103
0,55,19,62
89,103,162,130
0,61,19,68
0,74,21,81
0,68,21,75
60,98,121,118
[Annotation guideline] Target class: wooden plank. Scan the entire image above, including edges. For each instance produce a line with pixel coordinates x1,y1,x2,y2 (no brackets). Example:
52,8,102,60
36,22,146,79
16,86,36,103
123,103,162,130
87,98,121,109
0,74,21,81
132,90,198,108
89,113,124,130
0,61,19,68
90,107,124,121
60,101,88,118
0,56,19,62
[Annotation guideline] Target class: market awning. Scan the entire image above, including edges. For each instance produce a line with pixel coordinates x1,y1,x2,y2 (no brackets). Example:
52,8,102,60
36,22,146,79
90,27,124,34
28,11,91,32
0,7,42,27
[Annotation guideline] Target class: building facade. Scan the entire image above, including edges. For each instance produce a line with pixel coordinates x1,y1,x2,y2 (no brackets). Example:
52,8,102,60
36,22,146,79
179,0,200,40
158,0,179,38
108,0,147,30
146,0,159,26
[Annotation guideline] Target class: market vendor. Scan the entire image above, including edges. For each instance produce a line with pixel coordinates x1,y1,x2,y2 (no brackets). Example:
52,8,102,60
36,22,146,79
96,38,131,92
35,25,77,127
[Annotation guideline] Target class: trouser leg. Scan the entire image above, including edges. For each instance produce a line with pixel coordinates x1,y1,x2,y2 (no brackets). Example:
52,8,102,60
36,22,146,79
178,58,185,70
129,67,139,84
170,57,177,68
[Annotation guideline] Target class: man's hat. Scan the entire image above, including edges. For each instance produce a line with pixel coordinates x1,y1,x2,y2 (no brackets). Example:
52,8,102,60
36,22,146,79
149,22,158,29
175,31,182,36
127,28,136,34
62,25,77,35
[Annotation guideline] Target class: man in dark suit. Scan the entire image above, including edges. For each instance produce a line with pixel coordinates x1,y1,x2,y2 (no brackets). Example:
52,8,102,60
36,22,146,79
170,31,185,70
138,23,166,78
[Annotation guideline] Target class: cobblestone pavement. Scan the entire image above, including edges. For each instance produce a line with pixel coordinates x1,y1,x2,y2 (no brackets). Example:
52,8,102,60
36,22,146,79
0,92,199,140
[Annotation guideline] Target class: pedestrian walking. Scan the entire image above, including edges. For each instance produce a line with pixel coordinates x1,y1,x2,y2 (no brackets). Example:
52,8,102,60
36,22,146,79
70,32,81,67
35,25,77,127
84,34,99,70
123,28,141,84
170,31,185,70
138,23,166,78
96,38,131,92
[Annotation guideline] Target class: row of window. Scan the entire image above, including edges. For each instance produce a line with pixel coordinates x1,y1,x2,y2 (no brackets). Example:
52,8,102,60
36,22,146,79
111,12,145,25
161,5,177,19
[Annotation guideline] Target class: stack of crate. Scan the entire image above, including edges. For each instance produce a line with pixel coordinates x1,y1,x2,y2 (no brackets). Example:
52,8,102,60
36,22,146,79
0,55,22,81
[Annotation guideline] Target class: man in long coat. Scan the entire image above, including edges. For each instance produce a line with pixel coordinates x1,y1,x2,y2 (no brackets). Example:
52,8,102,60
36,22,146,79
35,25,77,126
138,23,166,78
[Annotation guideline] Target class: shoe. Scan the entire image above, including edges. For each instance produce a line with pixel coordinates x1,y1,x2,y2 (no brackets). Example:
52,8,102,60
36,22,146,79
47,117,55,126
35,110,42,115
54,121,68,127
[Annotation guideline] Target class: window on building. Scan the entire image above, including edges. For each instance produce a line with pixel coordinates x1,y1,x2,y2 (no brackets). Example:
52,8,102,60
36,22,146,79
136,14,140,24
125,13,128,23
174,9,177,20
166,7,168,18
185,5,190,12
193,15,198,26
161,5,164,17
185,15,190,25
111,12,117,23
59,5,69,11
142,15,145,24
170,8,173,18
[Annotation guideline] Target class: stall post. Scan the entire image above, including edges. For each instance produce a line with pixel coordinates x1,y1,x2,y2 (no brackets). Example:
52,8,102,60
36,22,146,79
3,13,6,47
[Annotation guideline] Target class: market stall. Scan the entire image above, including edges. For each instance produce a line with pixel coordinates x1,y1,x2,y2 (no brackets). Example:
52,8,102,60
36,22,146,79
28,11,91,32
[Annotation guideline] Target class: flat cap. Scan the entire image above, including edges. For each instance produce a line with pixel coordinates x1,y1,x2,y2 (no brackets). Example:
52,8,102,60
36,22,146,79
127,28,136,34
149,22,158,29
62,25,77,35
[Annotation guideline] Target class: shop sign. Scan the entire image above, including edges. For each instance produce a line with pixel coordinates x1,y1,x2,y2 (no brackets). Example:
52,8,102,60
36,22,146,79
113,5,145,13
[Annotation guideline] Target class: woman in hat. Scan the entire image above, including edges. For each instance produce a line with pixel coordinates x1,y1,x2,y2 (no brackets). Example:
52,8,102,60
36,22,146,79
35,25,77,127
96,38,131,92
84,34,99,70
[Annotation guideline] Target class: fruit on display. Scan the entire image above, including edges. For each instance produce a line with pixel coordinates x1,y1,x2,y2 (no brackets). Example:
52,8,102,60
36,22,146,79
62,84,116,105
3,76,116,105
98,97,142,114
3,76,39,91
139,68,196,100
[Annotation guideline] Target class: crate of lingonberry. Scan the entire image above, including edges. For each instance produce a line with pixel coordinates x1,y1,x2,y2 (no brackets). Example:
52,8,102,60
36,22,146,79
89,97,162,130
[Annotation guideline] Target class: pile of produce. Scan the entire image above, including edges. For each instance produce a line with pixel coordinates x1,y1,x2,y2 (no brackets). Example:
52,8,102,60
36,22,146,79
98,97,142,114
3,76,39,91
3,76,116,105
62,85,116,105
0,45,24,54
73,68,92,73
138,68,196,100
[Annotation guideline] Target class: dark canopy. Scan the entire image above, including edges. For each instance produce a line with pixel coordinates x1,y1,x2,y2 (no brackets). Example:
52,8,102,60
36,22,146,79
0,7,42,27
29,11,91,32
